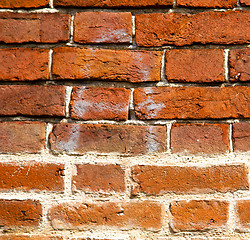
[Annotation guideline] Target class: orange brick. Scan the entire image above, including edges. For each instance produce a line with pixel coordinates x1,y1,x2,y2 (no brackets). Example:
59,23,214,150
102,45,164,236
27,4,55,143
74,12,132,44
0,122,46,153
52,47,162,83
54,0,172,7
134,86,250,120
73,164,125,193
165,49,225,83
49,201,162,230
0,48,49,81
71,87,130,121
171,123,229,154
136,11,250,46
233,123,250,152
0,0,49,8
229,49,250,82
176,0,237,8
0,13,70,43
236,200,250,229
49,123,166,155
132,165,248,195
0,162,64,192
0,200,42,227
0,85,66,117
170,200,229,231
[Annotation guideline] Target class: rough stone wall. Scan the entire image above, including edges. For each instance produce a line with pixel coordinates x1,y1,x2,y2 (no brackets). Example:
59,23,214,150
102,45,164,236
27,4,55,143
0,0,249,239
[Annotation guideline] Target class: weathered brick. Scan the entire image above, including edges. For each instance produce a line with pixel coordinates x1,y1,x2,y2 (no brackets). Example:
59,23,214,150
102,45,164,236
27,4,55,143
136,11,250,46
0,162,64,192
49,123,166,155
71,87,130,121
52,47,162,82
236,200,250,229
165,49,225,83
132,165,248,195
0,200,42,227
0,48,49,81
176,0,237,8
0,0,49,8
54,0,172,7
233,122,250,152
229,49,250,82
171,123,229,154
240,0,250,6
0,236,61,240
134,86,250,120
170,200,229,231
49,201,162,230
0,85,66,117
73,164,125,193
0,13,70,43
74,12,132,44
0,122,46,153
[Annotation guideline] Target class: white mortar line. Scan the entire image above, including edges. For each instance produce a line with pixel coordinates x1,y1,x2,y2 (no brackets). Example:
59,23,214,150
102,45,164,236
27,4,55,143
129,88,134,110
159,49,167,85
64,161,74,197
124,166,132,199
166,123,172,153
69,14,75,44
224,49,230,82
237,0,241,7
49,0,54,8
132,15,136,36
228,200,237,234
49,49,53,81
65,86,73,118
45,123,53,150
173,0,177,8
229,123,234,153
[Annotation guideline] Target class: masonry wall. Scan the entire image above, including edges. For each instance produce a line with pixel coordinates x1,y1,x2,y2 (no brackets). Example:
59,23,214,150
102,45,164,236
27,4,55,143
0,0,249,239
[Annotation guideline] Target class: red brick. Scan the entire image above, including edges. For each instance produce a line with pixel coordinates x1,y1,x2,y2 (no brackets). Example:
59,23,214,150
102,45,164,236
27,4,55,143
0,236,61,240
0,85,66,117
0,199,42,227
73,164,125,193
0,0,49,8
0,48,49,81
136,11,250,47
49,201,162,230
233,122,250,152
176,0,237,8
236,200,250,229
240,0,250,6
171,123,229,154
0,122,46,153
49,123,166,155
170,200,229,231
134,86,250,120
229,49,250,82
165,49,225,83
71,87,130,121
0,162,64,192
132,165,248,195
52,47,162,83
74,12,132,44
54,0,172,7
0,13,70,43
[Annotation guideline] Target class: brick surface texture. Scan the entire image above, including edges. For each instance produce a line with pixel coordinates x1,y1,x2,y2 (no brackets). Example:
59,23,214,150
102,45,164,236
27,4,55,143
52,47,162,82
74,12,132,44
0,48,49,81
49,201,162,230
0,1,249,239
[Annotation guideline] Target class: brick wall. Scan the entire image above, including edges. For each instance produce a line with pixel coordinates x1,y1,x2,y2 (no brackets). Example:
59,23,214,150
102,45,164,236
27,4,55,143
0,0,249,239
